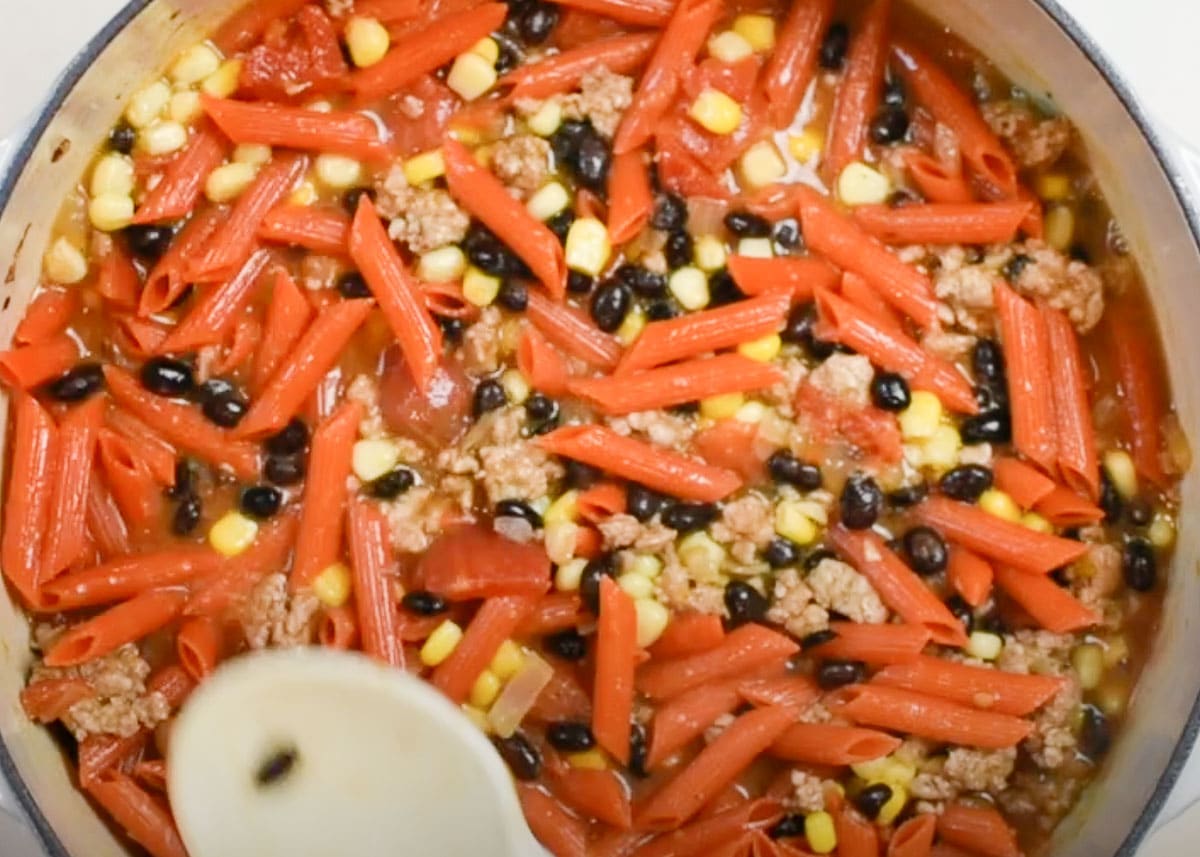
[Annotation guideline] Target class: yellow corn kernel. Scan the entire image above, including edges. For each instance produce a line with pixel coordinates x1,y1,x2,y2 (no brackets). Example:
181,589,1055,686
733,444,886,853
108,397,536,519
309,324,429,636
1072,643,1105,691
205,162,258,203
736,401,767,423
1103,449,1138,500
788,127,824,163
635,598,671,647
420,620,464,667
668,266,710,310
312,562,352,608
234,143,273,165
526,181,570,221
125,80,171,128
837,161,892,206
737,237,773,259
1096,677,1129,718
737,139,787,190
88,194,135,233
875,783,908,826
899,391,943,441
168,91,203,124
678,532,725,583
209,511,259,557
700,392,745,420
140,121,189,156
627,554,663,580
1037,173,1072,202
850,756,916,788
1149,512,1176,549
462,705,492,733
43,237,88,284
618,573,655,600
775,500,819,546
500,369,530,406
693,234,727,272
417,246,467,283
805,811,837,855
345,16,391,68
707,31,754,63
966,631,1003,661
403,148,446,186
462,265,502,307
471,37,500,64
289,180,318,207
447,51,498,101
469,669,503,709
170,43,222,85
617,305,647,346
979,489,1021,522
1045,205,1075,251
555,557,588,592
921,424,962,471
737,333,782,363
733,14,776,51
201,59,243,98
543,491,580,527
689,89,743,135
568,748,608,770
1021,512,1053,533
490,640,526,681
527,101,563,138
565,217,612,277
315,154,364,189
352,438,401,483
1103,634,1130,667
793,499,828,526
91,154,135,198
545,522,581,566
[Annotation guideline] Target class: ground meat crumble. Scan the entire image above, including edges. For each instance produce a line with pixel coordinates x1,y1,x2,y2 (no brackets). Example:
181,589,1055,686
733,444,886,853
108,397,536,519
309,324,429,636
242,573,321,650
766,568,830,638
375,163,470,255
982,100,1073,170
806,558,888,624
490,134,552,197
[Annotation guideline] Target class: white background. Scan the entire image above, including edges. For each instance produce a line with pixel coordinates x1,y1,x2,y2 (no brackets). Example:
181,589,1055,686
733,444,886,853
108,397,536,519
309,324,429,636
0,0,1198,855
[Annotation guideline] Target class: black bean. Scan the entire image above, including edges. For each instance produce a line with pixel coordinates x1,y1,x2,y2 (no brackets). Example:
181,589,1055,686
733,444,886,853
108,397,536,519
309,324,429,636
473,379,508,417
707,269,743,306
198,377,235,402
819,22,850,69
544,628,587,661
336,271,371,299
172,495,202,536
255,746,299,788
817,659,866,690
615,264,667,297
645,299,680,321
497,279,529,312
264,454,306,486
627,484,666,522
769,814,807,840
960,411,1012,444
167,459,195,500
564,460,602,490
883,75,906,107
723,210,771,238
140,357,194,397
493,32,523,74
44,363,104,402
551,119,590,164
801,629,838,651
515,0,558,43
546,722,595,753
341,187,376,216
1002,253,1032,282
1099,472,1122,523
855,783,894,820
464,225,529,277
109,122,137,154
580,555,617,613
402,590,448,616
123,224,174,260
494,733,542,780
628,722,649,778
888,482,928,507
201,392,248,429
972,339,1005,383
870,372,911,412
945,595,974,634
1079,705,1111,761
938,465,994,502
888,189,921,208
241,485,283,519
265,418,309,456
571,129,612,194
1127,498,1153,527
662,502,718,533
724,580,769,627
804,548,836,571
781,302,835,359
767,450,823,490
974,381,1009,414
902,526,948,575
646,194,686,234
496,499,543,529
869,106,910,145
368,468,416,500
1122,537,1157,591
566,270,594,294
590,281,632,332
664,230,694,269
524,393,559,423
442,316,467,342
547,210,576,243
772,219,802,254
840,474,883,530
764,537,801,569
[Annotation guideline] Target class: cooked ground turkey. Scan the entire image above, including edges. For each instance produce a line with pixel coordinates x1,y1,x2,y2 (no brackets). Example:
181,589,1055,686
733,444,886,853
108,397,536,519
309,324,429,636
490,134,553,197
375,163,470,254
982,100,1073,170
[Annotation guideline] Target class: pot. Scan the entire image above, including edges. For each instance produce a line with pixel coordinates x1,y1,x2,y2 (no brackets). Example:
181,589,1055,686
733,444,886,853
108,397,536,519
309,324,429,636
0,1,1198,855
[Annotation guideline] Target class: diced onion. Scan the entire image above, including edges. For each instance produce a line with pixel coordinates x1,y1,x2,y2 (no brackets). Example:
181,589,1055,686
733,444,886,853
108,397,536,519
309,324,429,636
487,651,554,738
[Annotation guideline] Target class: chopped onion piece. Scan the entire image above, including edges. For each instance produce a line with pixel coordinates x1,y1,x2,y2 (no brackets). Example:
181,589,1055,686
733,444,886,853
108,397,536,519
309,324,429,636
487,650,554,738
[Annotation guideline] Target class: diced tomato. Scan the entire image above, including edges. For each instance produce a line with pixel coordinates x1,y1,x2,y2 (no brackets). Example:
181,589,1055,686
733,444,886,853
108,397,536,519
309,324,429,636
529,664,593,722
670,57,768,172
794,384,903,465
418,524,553,600
553,9,626,51
655,141,732,200
684,57,760,103
379,346,472,447
693,419,772,485
377,76,462,158
239,6,349,101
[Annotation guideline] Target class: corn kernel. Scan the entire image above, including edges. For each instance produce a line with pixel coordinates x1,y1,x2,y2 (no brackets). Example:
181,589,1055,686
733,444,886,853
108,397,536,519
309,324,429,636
966,631,1003,661
315,154,364,190
1102,449,1138,501
1021,512,1053,533
420,620,464,666
775,500,819,546
1072,643,1105,690
1103,635,1130,667
736,401,766,424
732,334,779,364
526,181,570,221
170,43,222,85
627,554,663,580
498,369,530,406
209,511,259,557
678,532,725,582
125,80,171,128
700,392,745,420
469,669,503,709
417,245,467,283
851,756,916,787
233,143,272,165
462,265,502,307
490,640,526,681
921,423,962,471
793,499,828,526
1149,512,1176,549
90,154,135,198
565,217,612,276
447,51,498,101
875,783,908,825
1045,205,1075,251
312,562,352,608
805,812,837,855
707,30,754,63
898,391,943,440
201,59,243,98
693,234,727,272
352,438,401,482
403,148,446,186
555,557,588,592
737,237,773,258
345,16,391,68
205,162,258,203
668,266,710,310
43,237,88,285
88,194,134,233
568,749,608,770
470,37,500,64
462,705,491,732
527,100,563,137
619,573,655,600
289,180,318,207
1097,677,1129,718
979,489,1021,522
168,91,202,124
1037,173,1072,202
546,522,581,566
532,493,574,530
635,598,671,647
837,161,892,206
616,305,647,345
689,89,742,135
140,121,188,156
788,128,824,163
733,14,776,51
737,139,787,190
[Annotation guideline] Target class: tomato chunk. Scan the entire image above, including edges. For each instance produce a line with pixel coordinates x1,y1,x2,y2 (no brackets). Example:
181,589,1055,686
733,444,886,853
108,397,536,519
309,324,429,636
419,524,553,600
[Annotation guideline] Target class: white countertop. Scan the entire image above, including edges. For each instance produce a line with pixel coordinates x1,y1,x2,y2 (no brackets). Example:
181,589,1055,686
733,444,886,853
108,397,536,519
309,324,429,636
0,0,1197,854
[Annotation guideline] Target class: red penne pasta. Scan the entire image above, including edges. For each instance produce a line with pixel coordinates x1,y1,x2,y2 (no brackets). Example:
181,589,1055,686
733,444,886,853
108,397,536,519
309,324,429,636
594,577,639,764
638,623,799,701
576,483,626,523
1043,305,1100,499
518,327,571,397
770,723,902,766
20,677,94,723
40,547,223,611
184,514,298,617
631,799,783,857
106,408,178,488
502,32,657,100
852,201,1033,245
607,149,654,245
258,204,351,255
420,281,477,320
824,0,892,179
736,675,820,712
86,771,188,857
995,281,1057,472
1109,307,1171,485
40,396,104,580
45,590,187,667
139,207,225,317
831,684,1034,749
253,268,314,393
937,803,1020,857
15,289,77,345
526,290,623,370
519,783,589,857
96,428,163,530
807,621,932,665
347,497,405,668
873,655,1066,716
992,457,1057,510
1,395,58,605
515,592,585,637
202,95,390,162
548,765,633,829
160,249,271,352
763,0,834,127
727,254,841,299
839,270,902,333
646,679,744,769
132,128,226,224
1034,485,1104,527
177,616,222,682
433,595,537,703
902,148,974,203
0,335,80,390
549,0,672,26
993,565,1100,633
318,605,360,650
85,477,131,560
648,612,725,659
946,545,992,607
888,814,936,857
